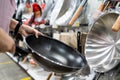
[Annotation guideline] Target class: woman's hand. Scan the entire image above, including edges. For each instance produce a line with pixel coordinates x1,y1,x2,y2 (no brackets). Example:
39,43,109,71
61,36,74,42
19,24,43,38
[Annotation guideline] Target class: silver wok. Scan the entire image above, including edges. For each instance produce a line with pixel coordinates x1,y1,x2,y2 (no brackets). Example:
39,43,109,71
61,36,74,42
85,12,120,73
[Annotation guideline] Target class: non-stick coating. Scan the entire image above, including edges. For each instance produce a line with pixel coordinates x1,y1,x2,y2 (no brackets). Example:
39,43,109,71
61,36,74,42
25,35,87,73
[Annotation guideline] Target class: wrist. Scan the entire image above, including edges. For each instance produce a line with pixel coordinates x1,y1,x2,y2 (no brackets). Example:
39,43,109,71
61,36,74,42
14,21,22,37
18,24,24,34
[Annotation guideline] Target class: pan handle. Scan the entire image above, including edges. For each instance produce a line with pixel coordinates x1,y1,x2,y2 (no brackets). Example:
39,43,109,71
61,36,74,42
112,15,120,32
98,2,106,11
14,45,31,62
16,45,30,55
69,0,87,26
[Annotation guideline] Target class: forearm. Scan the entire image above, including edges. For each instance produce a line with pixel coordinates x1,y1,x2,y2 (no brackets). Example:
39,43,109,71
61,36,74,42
0,28,15,53
10,18,24,36
10,18,42,37
10,19,19,31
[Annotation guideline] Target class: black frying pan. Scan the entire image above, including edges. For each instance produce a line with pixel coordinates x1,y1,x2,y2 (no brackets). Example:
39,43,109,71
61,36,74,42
17,35,87,73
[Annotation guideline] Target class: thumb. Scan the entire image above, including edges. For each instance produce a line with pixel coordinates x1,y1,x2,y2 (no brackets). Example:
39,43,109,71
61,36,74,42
35,33,38,38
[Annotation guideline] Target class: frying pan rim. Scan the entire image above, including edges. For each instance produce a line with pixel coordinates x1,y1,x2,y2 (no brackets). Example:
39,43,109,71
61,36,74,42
25,35,87,69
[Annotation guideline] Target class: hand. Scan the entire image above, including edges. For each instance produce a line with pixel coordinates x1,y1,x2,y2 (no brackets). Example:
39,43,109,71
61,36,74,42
19,24,43,38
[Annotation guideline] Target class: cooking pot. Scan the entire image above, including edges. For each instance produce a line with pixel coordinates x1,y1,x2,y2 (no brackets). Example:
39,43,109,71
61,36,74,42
16,35,87,74
85,12,120,73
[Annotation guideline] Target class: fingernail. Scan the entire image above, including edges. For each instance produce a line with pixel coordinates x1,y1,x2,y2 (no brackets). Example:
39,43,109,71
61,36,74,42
36,35,38,38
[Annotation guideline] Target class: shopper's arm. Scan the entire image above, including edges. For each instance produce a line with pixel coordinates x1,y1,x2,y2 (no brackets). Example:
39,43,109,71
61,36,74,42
0,28,15,53
10,19,43,37
9,19,19,31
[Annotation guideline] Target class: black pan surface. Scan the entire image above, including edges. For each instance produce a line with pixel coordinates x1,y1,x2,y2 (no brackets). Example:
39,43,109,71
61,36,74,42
25,35,87,73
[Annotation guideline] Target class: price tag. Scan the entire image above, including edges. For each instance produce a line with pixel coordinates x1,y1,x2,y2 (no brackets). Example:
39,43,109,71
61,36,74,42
21,77,31,80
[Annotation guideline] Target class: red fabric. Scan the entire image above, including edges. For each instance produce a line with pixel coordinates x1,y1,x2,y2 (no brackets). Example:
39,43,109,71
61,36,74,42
32,3,40,12
41,3,46,10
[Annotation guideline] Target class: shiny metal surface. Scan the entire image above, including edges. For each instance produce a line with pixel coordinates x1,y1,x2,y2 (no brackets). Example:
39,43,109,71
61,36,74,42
55,0,84,25
85,12,120,73
42,0,84,25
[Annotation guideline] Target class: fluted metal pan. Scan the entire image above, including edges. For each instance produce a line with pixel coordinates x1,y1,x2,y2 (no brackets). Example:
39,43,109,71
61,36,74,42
85,12,120,73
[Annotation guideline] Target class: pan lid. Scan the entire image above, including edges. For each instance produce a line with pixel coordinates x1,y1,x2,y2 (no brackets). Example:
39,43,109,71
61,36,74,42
85,12,120,73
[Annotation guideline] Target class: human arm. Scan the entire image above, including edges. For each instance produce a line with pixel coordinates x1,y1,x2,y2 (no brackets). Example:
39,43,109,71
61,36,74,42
0,28,15,53
10,19,43,38
0,18,41,53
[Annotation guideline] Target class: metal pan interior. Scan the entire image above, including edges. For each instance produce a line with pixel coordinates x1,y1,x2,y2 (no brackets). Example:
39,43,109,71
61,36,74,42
85,12,120,73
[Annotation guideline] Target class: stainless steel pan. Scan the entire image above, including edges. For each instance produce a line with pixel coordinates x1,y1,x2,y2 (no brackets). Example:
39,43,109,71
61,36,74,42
85,12,120,73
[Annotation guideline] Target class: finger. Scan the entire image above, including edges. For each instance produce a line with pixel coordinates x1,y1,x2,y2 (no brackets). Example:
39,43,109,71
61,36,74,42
34,30,44,38
33,29,38,38
35,32,38,38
